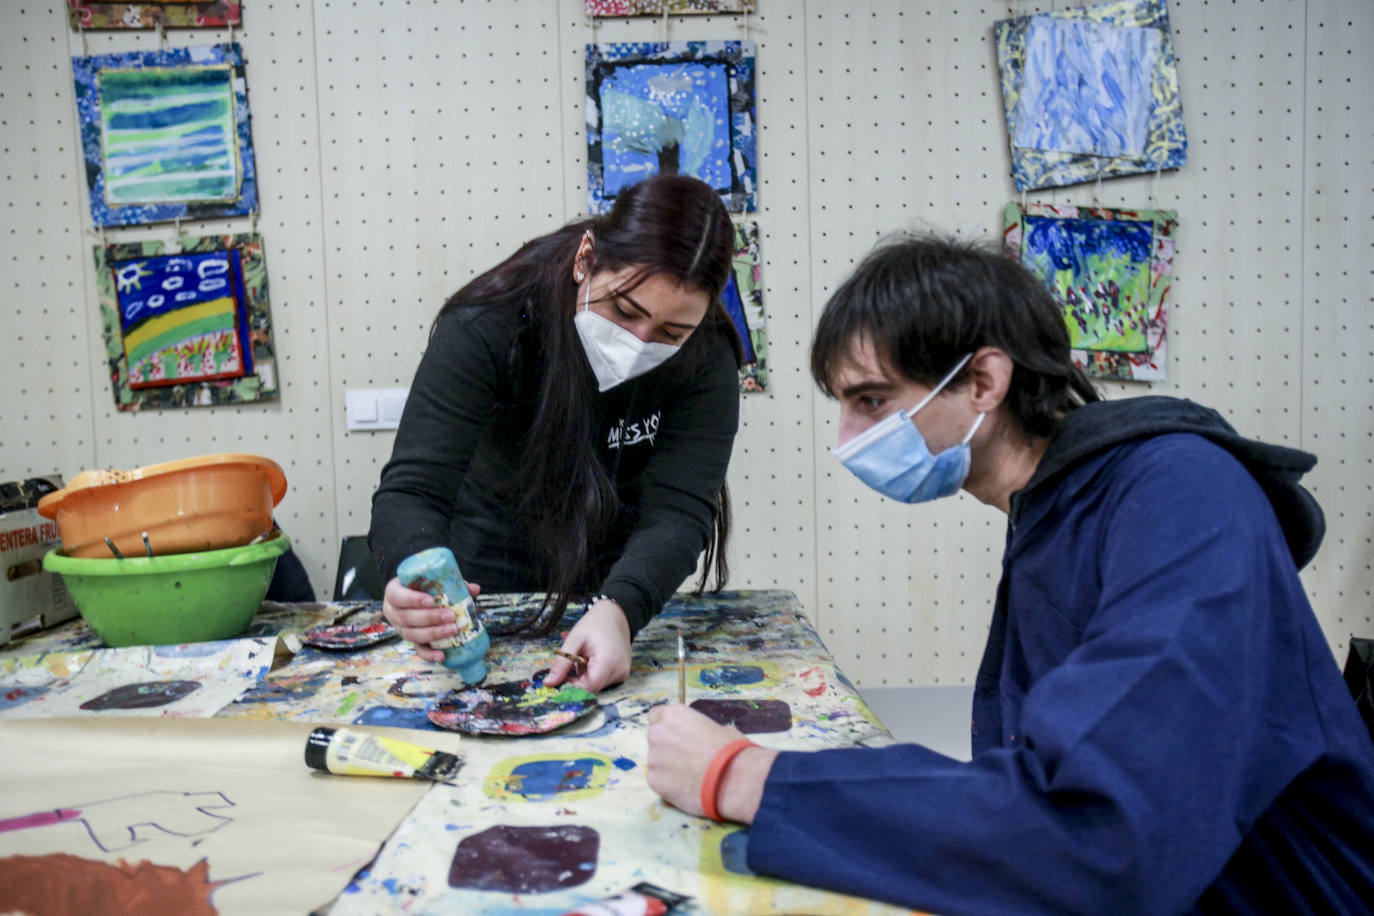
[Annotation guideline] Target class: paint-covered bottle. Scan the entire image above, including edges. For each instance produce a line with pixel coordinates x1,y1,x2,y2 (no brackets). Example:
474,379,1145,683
396,546,490,683
304,726,462,783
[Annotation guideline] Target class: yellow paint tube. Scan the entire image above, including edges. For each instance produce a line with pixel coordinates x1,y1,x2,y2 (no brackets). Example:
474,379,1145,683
304,727,462,783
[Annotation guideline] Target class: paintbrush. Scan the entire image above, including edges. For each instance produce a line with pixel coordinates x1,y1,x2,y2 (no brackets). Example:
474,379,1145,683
554,649,587,677
677,629,686,704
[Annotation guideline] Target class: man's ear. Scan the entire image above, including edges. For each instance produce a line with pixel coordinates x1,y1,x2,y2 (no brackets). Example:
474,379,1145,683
966,347,1014,413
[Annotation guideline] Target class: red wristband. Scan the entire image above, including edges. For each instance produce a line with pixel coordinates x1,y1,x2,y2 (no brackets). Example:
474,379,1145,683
700,737,756,822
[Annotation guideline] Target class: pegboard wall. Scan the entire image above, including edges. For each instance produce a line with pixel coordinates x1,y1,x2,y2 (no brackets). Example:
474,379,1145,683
0,0,1368,688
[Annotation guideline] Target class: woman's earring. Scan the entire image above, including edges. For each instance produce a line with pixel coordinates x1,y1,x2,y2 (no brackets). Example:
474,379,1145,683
575,272,585,282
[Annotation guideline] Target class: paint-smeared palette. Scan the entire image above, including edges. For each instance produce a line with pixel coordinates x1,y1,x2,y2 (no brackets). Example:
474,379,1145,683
301,620,398,651
428,670,598,736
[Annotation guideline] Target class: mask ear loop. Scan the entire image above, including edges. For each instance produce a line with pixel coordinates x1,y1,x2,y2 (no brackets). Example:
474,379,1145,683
906,352,975,418
960,411,987,445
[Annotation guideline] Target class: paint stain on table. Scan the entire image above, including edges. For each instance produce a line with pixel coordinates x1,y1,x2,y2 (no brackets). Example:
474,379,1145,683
483,753,620,802
447,824,599,893
689,698,792,733
698,664,766,687
300,620,398,651
352,705,437,731
0,853,229,915
79,680,201,710
428,669,598,735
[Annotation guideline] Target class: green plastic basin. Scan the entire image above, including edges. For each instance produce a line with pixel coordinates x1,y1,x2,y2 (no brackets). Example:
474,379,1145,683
43,532,290,647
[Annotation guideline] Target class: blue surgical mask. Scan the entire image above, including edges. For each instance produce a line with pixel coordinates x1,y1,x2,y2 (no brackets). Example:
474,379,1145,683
833,353,986,503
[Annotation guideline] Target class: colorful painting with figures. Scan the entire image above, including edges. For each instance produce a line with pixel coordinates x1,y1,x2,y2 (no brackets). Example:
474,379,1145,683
68,1,242,30
94,233,279,410
586,41,757,213
585,0,754,15
1004,202,1177,381
72,43,258,227
112,248,253,390
994,0,1186,191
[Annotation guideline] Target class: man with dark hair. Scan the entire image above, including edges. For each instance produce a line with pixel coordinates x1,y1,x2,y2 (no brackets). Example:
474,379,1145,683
647,235,1374,913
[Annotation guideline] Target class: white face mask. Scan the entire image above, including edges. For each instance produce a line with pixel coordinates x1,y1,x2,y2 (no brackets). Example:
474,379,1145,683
574,276,680,392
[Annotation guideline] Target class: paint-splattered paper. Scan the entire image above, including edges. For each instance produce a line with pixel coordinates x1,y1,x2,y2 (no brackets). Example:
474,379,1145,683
0,601,346,658
0,637,273,719
69,1,242,30
0,717,445,916
72,43,258,227
1005,202,1177,381
724,220,768,392
585,0,754,15
586,41,757,213
94,233,279,410
994,0,1186,191
304,592,903,914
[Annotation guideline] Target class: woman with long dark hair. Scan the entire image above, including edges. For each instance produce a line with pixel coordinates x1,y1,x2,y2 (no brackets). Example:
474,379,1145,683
369,174,742,691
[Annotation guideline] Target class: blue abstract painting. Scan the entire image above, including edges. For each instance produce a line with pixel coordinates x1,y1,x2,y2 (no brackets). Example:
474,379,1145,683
599,61,732,197
994,0,1186,191
587,41,756,213
1013,17,1161,158
73,43,258,227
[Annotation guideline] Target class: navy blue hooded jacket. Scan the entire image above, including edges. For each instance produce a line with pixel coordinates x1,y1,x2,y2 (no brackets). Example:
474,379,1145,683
749,397,1374,915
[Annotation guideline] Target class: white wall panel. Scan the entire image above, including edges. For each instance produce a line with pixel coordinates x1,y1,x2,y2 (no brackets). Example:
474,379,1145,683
1300,0,1374,644
0,0,1367,686
0,2,97,479
806,1,1011,684
315,0,570,560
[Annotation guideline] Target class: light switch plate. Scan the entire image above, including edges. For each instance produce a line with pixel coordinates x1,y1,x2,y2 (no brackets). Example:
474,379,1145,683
346,388,409,432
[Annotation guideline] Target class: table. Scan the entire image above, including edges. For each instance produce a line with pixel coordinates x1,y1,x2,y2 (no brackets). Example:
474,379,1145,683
1,591,914,915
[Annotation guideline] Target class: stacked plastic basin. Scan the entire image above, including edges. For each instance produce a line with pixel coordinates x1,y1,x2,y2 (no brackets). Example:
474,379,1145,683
38,454,290,647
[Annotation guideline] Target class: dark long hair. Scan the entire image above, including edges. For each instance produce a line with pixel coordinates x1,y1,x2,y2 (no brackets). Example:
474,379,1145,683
811,234,1100,439
436,175,741,632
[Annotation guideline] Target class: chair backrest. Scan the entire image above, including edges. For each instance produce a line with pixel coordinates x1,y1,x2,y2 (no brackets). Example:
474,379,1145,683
333,536,385,600
1344,637,1374,747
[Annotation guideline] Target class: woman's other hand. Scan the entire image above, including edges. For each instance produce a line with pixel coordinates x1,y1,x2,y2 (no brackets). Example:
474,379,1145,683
542,597,632,692
381,576,481,663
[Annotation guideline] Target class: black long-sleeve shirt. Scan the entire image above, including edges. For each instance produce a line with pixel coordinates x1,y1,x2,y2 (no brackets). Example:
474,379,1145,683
369,300,740,635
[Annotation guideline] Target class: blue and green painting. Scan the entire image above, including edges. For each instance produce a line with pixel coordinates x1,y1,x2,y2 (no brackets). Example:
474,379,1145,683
98,65,238,206
73,43,258,226
1022,214,1154,353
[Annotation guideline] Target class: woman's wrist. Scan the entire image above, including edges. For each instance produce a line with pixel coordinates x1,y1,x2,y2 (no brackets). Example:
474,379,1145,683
713,746,778,824
588,595,631,641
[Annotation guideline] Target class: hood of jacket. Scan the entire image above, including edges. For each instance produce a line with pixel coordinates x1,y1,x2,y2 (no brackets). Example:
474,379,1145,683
1010,396,1325,568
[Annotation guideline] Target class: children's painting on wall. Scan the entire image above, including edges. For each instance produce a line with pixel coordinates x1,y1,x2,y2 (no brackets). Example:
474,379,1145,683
113,248,252,391
994,0,1186,191
68,1,243,30
94,233,279,410
723,221,768,392
72,43,258,227
585,0,754,15
586,41,756,214
1004,203,1177,382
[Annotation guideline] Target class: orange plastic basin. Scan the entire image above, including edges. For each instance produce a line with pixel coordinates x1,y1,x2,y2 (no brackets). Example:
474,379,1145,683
37,453,287,560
